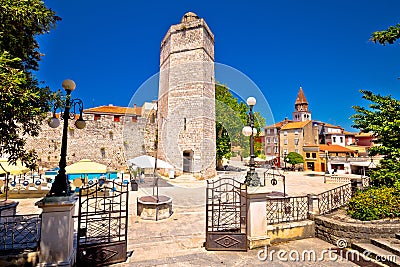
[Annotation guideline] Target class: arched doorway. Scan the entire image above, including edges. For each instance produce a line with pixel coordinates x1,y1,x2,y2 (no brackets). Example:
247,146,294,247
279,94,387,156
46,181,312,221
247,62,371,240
183,150,193,173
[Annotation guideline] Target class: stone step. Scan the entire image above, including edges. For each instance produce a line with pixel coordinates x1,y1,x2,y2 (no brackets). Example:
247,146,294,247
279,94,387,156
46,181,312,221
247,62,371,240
352,242,400,267
371,238,400,257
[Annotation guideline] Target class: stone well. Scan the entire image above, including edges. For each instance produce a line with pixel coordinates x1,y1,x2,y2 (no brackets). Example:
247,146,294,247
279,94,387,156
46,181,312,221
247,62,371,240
137,195,173,221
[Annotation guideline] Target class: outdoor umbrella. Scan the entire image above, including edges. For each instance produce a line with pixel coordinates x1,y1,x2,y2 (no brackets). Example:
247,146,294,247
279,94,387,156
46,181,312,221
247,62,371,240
65,159,107,174
127,155,173,169
0,158,30,175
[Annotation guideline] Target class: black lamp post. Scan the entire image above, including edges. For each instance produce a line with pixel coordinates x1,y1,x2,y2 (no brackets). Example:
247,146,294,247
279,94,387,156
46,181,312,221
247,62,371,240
242,97,260,187
283,152,287,171
47,80,86,196
325,150,330,174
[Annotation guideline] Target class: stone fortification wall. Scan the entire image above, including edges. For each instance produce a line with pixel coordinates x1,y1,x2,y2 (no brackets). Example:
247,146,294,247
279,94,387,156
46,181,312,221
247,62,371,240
24,113,157,171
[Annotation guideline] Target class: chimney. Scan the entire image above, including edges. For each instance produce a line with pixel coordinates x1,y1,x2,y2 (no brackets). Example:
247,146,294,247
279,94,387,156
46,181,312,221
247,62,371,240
134,104,137,109
108,104,113,106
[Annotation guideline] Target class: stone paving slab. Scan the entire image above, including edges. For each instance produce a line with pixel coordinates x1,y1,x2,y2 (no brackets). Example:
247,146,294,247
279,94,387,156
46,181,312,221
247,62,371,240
9,171,365,267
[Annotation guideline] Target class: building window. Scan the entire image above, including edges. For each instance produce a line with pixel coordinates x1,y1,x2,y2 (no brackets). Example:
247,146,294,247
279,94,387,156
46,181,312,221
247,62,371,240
267,147,271,153
94,114,101,121
184,118,187,130
340,137,343,143
312,153,316,158
295,149,299,153
132,116,137,122
306,153,310,158
274,146,278,153
294,130,299,135
274,128,277,135
273,137,278,143
267,129,270,135
284,139,288,145
333,137,337,142
294,138,299,145
266,137,270,144
113,115,121,122
283,131,287,136
283,149,288,155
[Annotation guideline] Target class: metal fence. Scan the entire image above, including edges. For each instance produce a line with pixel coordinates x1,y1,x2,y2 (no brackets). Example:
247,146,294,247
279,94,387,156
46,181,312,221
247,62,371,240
266,196,309,224
0,214,41,253
317,183,352,215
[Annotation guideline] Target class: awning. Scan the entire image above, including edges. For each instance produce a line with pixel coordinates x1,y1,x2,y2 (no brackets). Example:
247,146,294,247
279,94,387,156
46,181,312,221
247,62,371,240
0,158,30,175
127,155,173,169
350,161,377,168
66,159,107,174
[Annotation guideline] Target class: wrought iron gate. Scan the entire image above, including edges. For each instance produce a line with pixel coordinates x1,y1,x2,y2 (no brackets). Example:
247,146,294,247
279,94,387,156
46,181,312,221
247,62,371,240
77,180,129,266
205,177,247,251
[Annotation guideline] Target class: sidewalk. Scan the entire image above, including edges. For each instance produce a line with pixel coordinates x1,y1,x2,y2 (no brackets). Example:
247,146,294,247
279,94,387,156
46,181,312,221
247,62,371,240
12,171,364,267
122,174,361,266
122,189,360,266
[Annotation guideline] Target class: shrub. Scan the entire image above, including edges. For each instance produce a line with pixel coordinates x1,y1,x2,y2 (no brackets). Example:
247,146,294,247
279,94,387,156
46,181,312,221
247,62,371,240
347,186,400,221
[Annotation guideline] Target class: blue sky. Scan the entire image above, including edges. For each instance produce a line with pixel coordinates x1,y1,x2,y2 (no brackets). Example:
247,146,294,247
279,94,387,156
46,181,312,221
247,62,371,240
37,0,400,131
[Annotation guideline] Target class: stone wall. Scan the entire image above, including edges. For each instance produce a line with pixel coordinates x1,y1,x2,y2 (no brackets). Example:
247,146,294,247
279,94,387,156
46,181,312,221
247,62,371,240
315,215,400,245
25,113,157,171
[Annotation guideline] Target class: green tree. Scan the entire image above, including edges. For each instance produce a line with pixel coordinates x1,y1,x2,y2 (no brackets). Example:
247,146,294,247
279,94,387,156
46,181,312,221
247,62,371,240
0,0,60,168
351,90,400,186
371,23,400,45
215,83,265,169
285,152,304,168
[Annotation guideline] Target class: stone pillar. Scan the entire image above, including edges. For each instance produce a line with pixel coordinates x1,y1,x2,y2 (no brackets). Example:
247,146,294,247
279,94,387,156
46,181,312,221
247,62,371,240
307,194,319,219
36,195,77,267
247,190,270,249
351,178,363,195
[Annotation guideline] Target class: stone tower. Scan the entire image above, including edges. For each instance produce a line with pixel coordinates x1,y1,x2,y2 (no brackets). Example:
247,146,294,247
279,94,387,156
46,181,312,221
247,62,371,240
292,87,311,122
157,12,216,178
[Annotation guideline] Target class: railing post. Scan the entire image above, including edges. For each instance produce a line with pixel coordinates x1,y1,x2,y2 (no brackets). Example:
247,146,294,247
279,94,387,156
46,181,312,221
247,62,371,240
36,195,77,266
247,191,270,249
307,194,319,219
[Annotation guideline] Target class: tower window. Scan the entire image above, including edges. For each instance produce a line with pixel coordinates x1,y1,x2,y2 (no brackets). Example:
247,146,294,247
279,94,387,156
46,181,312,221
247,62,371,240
184,118,186,130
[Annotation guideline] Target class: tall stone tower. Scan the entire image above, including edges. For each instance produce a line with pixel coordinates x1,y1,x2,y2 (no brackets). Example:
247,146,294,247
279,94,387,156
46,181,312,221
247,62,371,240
292,87,312,122
158,12,216,178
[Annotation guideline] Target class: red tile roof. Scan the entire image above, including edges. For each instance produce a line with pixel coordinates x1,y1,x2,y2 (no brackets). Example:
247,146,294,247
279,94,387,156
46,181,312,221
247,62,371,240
295,87,308,105
281,120,311,130
319,144,354,153
265,119,292,129
84,105,141,116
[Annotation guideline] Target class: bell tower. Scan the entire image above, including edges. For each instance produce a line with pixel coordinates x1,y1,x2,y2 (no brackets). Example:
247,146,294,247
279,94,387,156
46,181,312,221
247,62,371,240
292,87,311,122
157,12,216,178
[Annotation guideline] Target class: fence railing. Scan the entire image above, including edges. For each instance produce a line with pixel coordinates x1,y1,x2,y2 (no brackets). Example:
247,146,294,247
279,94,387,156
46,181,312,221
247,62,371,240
317,183,352,215
0,214,41,253
266,196,309,224
324,175,351,184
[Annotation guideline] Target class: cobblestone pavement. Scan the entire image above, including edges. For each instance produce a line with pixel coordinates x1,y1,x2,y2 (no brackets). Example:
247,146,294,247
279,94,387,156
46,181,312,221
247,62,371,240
12,169,368,267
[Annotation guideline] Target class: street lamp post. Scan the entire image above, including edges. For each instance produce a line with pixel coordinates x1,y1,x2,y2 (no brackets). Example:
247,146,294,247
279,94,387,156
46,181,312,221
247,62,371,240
325,150,329,174
242,97,260,187
47,79,86,196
